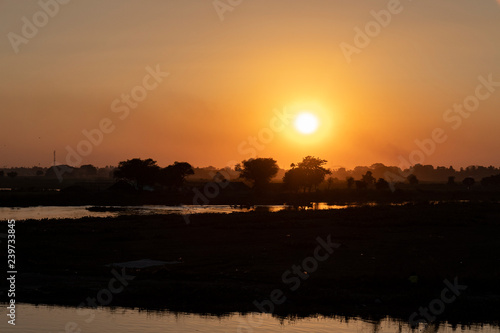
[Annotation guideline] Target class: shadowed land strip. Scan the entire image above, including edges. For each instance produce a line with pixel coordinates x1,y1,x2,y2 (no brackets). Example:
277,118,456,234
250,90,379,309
4,202,500,325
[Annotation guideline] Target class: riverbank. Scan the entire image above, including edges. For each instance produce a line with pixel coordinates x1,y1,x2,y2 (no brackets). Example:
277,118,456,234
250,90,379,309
4,202,500,326
1,184,500,207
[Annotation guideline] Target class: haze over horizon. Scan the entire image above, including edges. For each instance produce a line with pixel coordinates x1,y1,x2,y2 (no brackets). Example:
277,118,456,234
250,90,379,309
1,0,500,169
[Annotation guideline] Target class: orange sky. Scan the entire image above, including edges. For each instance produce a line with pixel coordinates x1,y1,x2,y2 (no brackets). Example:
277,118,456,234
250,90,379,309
1,0,499,169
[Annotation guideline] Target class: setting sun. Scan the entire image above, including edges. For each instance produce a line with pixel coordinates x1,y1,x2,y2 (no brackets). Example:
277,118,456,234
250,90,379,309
294,112,319,134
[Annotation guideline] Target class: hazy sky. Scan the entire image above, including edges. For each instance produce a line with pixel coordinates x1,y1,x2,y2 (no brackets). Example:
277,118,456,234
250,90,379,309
1,0,499,169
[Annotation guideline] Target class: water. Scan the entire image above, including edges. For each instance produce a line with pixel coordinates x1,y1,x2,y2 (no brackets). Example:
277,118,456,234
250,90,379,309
1,304,498,333
0,203,354,221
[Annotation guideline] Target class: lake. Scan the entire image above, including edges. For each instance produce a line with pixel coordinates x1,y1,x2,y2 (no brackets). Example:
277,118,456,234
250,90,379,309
1,303,498,333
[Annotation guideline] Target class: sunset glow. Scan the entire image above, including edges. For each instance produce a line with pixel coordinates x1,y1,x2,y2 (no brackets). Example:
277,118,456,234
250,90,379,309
0,1,499,170
295,112,319,135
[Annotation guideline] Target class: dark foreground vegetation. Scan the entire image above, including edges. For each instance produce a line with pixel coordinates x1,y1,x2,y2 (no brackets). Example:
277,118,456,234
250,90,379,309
2,157,500,208
4,202,500,326
1,180,500,207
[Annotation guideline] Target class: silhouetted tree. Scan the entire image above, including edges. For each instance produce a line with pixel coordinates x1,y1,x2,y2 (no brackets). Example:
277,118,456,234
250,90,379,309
160,162,194,189
481,174,500,187
353,166,370,179
32,167,44,176
412,164,435,181
212,171,227,183
114,158,160,189
355,180,367,190
326,177,334,190
237,158,279,190
283,156,331,192
407,174,419,186
7,172,17,178
327,163,500,183
283,167,306,192
80,164,98,177
447,176,456,186
346,177,355,189
462,177,475,190
299,156,331,191
375,178,390,190
362,171,376,186
335,167,348,180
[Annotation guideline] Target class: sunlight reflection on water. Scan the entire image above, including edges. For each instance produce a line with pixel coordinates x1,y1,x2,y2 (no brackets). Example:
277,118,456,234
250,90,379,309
0,203,357,221
0,201,470,221
0,304,498,333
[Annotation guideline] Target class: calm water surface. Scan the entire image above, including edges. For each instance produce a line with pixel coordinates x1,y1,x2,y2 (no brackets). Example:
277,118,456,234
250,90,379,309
0,203,355,221
1,304,498,333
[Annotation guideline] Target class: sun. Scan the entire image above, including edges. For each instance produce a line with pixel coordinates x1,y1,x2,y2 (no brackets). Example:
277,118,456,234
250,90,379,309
294,112,319,134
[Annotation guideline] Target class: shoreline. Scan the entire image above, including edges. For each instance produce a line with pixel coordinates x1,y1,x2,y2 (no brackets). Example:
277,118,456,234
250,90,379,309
1,184,500,208
3,202,500,326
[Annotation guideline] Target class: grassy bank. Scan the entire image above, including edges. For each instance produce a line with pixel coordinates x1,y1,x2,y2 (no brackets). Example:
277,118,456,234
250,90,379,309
3,202,500,326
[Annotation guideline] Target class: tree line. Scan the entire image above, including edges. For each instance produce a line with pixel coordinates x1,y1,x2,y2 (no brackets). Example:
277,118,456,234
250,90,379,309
112,156,333,192
110,157,500,192
113,159,194,190
3,161,500,183
3,158,500,190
